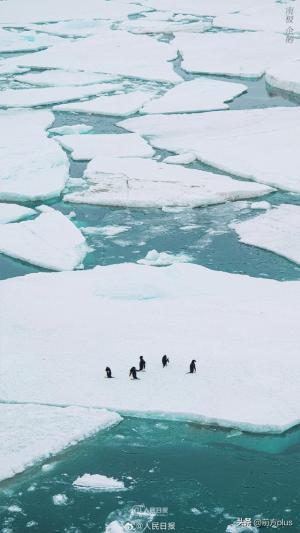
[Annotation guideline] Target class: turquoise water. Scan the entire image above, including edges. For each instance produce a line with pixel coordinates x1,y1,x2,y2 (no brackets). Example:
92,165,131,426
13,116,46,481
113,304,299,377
1,417,300,533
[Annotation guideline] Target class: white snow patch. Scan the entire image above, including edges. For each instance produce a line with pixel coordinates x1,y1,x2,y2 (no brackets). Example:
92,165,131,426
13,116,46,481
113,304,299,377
73,473,126,492
49,124,93,136
119,107,300,193
0,404,122,482
16,70,118,87
54,91,157,116
0,203,36,224
231,204,300,265
137,249,192,266
0,206,89,271
52,493,69,506
57,134,154,160
266,60,300,97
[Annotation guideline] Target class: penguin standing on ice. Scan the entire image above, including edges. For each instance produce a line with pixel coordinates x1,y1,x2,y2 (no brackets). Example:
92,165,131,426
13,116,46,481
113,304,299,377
162,354,169,367
139,356,146,371
129,366,139,380
105,367,113,378
189,360,196,374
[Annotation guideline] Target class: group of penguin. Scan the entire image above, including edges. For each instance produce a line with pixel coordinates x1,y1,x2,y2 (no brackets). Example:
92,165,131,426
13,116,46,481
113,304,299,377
105,355,196,379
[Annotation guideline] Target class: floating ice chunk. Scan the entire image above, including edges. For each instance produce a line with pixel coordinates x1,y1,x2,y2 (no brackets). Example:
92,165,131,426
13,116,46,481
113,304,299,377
141,79,247,114
0,84,120,109
0,404,121,482
0,29,63,53
119,107,300,193
173,32,300,78
226,523,259,533
105,521,127,533
7,505,22,513
163,153,196,164
52,494,68,506
266,61,300,97
250,201,271,210
137,249,192,266
26,19,113,38
41,463,55,472
118,16,211,34
0,203,36,224
48,124,93,136
16,70,118,87
73,473,126,492
57,134,154,160
0,0,144,25
0,109,69,202
215,3,300,33
54,91,157,116
15,30,181,84
231,204,300,266
82,225,129,237
0,207,89,270
64,156,272,208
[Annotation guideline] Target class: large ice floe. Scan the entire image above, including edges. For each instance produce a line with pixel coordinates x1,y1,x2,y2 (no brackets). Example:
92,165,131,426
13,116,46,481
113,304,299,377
0,404,121,482
0,203,36,224
266,60,300,97
56,134,154,160
54,91,157,116
1,263,300,433
15,30,181,83
173,32,300,78
73,474,126,492
0,84,121,108
0,29,62,53
117,14,211,34
231,204,300,266
120,107,300,193
15,70,119,87
25,19,114,38
63,156,272,208
138,0,266,17
0,109,69,202
141,78,247,114
0,206,89,271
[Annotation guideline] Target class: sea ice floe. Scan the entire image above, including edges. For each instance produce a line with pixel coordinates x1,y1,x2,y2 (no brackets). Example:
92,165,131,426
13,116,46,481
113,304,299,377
250,201,271,210
214,3,300,33
54,91,157,116
141,78,247,114
56,134,154,160
117,15,211,34
266,60,300,97
0,404,121,482
173,32,300,78
140,0,265,17
230,204,300,266
163,153,196,164
226,523,259,533
0,58,29,76
49,124,93,136
0,0,144,25
82,225,130,237
73,474,126,492
120,107,300,193
137,249,192,266
15,70,118,87
15,30,181,83
0,84,121,108
64,155,272,208
1,263,299,433
0,206,89,270
0,203,36,224
0,109,69,202
26,19,113,38
0,29,63,53
52,494,69,506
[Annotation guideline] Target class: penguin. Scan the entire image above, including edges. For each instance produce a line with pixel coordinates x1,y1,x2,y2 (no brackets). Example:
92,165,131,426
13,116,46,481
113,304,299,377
189,360,196,374
105,366,113,378
129,366,139,380
139,356,146,371
162,354,169,367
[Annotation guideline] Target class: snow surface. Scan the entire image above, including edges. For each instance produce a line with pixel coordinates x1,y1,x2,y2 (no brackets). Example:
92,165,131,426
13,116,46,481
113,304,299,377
266,61,300,96
0,404,122,482
163,153,196,165
49,124,93,136
0,203,36,224
0,109,69,202
64,155,272,208
250,201,271,210
140,0,266,17
173,32,300,78
1,263,300,433
25,19,113,38
0,84,120,108
0,29,62,53
117,16,211,34
231,204,300,266
73,474,126,491
15,30,181,83
0,206,89,271
137,249,192,266
56,134,154,160
55,91,157,116
120,107,300,193
141,79,247,114
15,70,118,87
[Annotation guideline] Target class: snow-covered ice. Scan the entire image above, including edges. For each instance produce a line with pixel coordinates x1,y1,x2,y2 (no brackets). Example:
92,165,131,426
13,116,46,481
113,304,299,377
64,155,272,208
26,19,113,38
266,61,300,97
231,204,300,266
117,16,211,34
214,3,300,33
0,404,122,482
0,203,36,224
55,91,157,116
141,79,247,114
52,494,69,506
0,109,69,202
15,70,118,87
48,124,93,136
73,474,126,491
163,153,196,165
82,225,129,237
0,206,89,271
137,249,192,266
56,134,154,160
250,201,271,210
120,107,300,193
140,0,265,17
0,84,120,108
1,263,300,433
0,29,62,53
173,32,300,78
